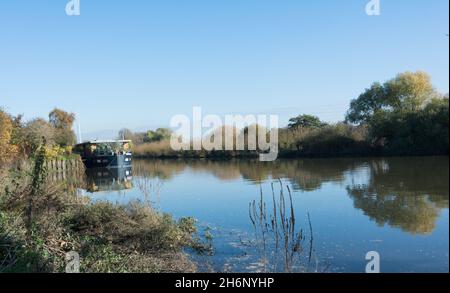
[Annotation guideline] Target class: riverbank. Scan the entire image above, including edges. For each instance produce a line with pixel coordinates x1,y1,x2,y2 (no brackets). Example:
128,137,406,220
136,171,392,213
0,160,205,273
131,123,448,160
132,145,448,160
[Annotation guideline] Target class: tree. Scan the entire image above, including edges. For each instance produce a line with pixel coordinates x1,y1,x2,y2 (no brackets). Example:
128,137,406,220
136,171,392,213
118,128,135,141
48,108,76,146
49,108,75,129
346,82,386,124
144,128,173,143
118,129,149,145
384,71,436,112
0,109,18,164
344,72,447,154
288,114,327,130
346,71,438,124
22,118,56,153
24,119,55,142
368,96,449,153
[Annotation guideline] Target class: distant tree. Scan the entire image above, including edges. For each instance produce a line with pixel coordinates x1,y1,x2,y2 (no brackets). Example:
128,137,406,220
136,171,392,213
49,108,76,146
118,129,148,145
49,108,75,129
346,71,437,124
288,114,327,130
133,132,147,145
118,128,135,141
144,128,173,143
155,128,172,140
145,130,158,143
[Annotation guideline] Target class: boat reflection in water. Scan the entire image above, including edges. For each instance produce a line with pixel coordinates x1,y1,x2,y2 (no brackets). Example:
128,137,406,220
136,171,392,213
84,166,133,193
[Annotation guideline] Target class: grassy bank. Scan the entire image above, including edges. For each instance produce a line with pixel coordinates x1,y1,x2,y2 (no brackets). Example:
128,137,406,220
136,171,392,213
0,159,205,273
132,118,448,160
130,127,404,160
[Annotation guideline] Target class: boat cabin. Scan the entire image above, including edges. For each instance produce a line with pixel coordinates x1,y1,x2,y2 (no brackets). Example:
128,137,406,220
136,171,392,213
73,140,132,168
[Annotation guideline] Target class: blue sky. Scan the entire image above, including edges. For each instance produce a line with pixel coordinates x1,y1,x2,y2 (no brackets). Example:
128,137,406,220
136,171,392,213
0,0,448,138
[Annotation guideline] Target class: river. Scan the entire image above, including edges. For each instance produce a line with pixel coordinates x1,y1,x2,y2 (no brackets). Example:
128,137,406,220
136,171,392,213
78,156,449,273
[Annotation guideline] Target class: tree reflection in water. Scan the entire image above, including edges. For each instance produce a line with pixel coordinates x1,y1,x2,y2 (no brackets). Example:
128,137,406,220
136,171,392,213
132,157,449,235
346,157,449,234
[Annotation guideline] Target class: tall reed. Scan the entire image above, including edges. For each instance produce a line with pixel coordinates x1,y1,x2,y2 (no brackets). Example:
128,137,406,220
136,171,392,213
248,180,316,273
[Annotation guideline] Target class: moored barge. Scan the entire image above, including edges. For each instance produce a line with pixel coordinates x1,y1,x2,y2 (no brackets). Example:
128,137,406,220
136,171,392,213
73,140,132,168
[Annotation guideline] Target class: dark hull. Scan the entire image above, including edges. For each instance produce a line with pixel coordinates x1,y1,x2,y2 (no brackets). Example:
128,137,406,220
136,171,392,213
82,154,132,169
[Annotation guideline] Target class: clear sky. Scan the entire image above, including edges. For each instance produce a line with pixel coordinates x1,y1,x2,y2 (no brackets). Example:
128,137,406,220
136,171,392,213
0,0,448,138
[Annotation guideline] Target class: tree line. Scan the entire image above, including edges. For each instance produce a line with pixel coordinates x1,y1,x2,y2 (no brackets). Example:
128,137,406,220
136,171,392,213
0,108,77,164
1,71,448,163
131,72,449,158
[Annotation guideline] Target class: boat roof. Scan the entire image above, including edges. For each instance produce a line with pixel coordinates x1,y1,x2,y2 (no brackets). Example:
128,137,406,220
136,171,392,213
76,140,132,145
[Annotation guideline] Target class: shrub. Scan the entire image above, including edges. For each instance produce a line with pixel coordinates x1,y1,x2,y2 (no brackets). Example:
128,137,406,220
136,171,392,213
133,140,179,158
0,166,202,273
0,110,18,165
298,123,371,155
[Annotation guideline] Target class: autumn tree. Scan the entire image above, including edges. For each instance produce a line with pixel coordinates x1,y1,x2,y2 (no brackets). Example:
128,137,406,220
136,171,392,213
22,118,56,153
0,109,18,164
384,71,436,112
346,71,448,154
49,108,75,129
346,71,437,124
48,108,76,146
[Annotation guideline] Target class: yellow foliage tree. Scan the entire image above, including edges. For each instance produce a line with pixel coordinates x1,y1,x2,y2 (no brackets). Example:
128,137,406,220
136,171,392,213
0,109,18,165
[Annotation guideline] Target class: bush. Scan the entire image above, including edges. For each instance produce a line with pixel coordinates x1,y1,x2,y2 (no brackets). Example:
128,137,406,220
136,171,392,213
0,110,18,165
133,140,179,158
0,166,202,273
369,98,449,155
277,123,371,156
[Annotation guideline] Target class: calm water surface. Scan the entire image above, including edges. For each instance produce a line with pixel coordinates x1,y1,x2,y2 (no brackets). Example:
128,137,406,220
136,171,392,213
80,157,449,273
